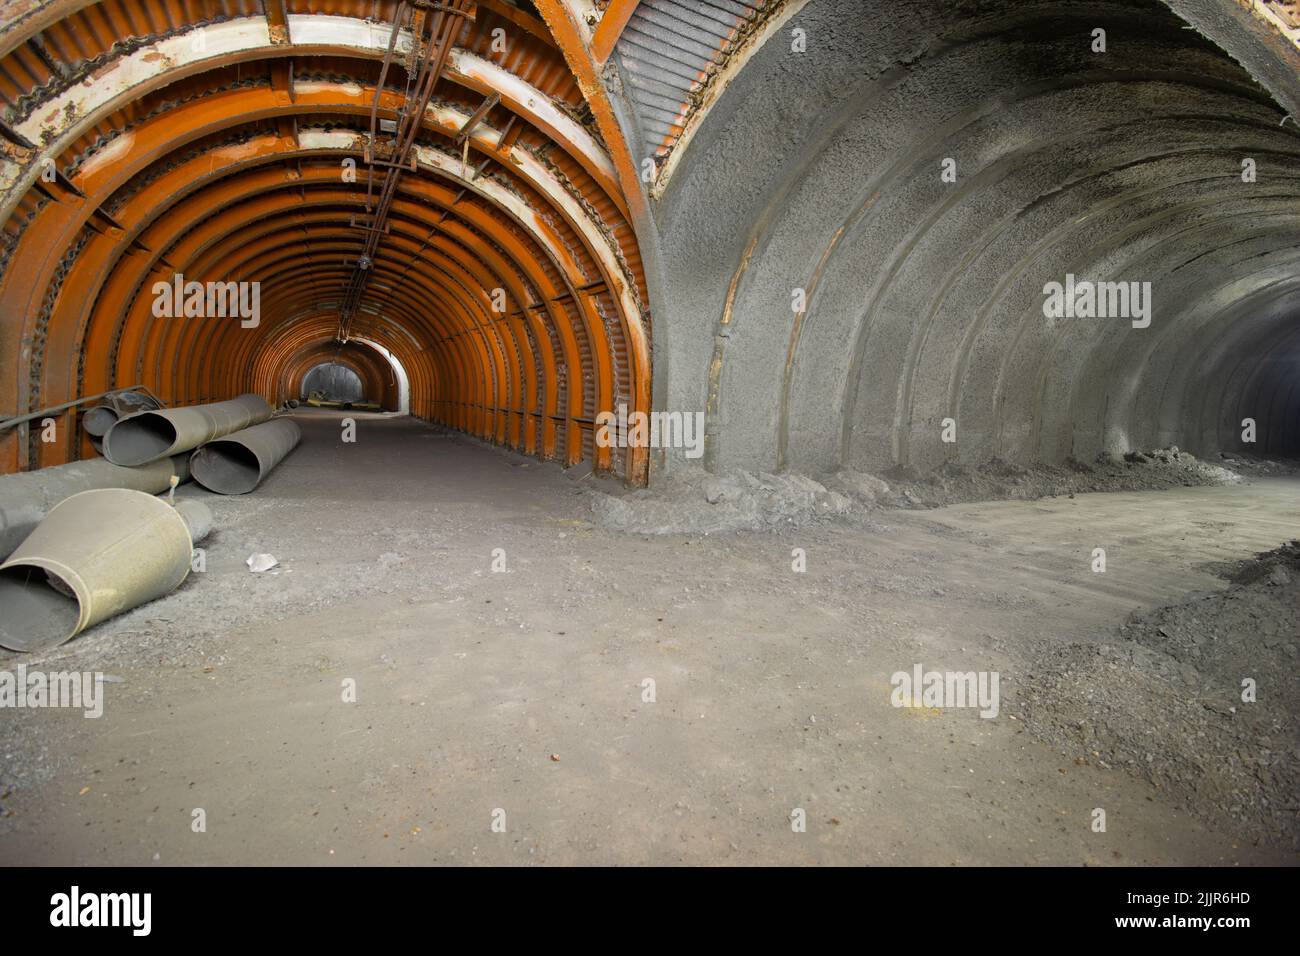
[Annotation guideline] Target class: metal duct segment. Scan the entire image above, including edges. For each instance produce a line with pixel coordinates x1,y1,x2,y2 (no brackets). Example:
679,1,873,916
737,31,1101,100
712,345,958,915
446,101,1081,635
82,390,163,439
82,407,119,438
0,454,191,561
173,498,214,546
0,489,211,653
102,395,274,467
190,419,302,495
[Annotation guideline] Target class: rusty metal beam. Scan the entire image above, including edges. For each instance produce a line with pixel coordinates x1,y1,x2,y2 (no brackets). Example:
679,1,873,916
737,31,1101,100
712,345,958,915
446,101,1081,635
264,0,290,44
0,18,628,224
495,114,522,155
457,92,500,142
591,0,640,65
534,0,654,482
271,58,296,101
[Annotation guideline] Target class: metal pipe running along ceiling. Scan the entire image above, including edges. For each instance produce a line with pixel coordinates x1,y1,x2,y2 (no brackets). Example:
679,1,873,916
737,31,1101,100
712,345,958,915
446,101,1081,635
0,0,651,484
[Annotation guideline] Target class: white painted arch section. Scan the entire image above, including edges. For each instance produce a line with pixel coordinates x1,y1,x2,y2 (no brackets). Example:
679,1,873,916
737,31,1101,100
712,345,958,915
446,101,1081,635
286,15,616,187
355,336,412,415
0,15,615,220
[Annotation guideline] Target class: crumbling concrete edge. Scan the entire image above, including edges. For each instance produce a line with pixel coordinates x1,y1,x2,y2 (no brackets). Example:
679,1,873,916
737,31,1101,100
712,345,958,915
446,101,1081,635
1161,0,1300,121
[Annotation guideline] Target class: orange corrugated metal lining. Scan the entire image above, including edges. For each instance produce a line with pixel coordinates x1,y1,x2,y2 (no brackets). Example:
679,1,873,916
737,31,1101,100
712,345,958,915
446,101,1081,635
0,0,650,482
278,339,400,411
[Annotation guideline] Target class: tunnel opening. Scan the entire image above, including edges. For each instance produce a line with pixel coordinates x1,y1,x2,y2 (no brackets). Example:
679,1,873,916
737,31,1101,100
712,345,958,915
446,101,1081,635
0,1,1292,485
282,336,411,412
0,0,652,483
301,363,365,406
626,0,1300,483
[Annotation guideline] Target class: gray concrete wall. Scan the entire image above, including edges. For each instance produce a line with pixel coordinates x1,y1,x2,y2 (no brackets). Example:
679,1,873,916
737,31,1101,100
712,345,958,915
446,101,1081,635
624,0,1300,476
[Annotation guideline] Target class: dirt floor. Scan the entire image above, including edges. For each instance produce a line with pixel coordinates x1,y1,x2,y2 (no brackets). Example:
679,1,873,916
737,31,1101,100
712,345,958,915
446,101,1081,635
1020,541,1299,852
1,410,1298,865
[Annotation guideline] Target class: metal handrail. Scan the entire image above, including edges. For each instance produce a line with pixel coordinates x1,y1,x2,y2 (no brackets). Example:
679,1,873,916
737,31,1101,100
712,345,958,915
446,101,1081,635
0,385,166,432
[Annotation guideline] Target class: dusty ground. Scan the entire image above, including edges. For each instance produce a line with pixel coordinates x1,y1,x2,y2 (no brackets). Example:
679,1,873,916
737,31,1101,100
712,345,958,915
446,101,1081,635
1020,541,1300,851
588,447,1295,534
1,410,1298,865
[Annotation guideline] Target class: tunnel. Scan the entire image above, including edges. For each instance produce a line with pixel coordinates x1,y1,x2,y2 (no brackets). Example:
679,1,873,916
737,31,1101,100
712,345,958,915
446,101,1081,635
296,341,400,409
302,362,365,404
0,0,1298,871
0,0,652,482
0,0,1296,481
622,0,1300,476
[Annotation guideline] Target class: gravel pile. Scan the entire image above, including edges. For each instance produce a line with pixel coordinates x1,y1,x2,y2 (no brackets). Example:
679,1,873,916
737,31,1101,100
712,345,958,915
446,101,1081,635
588,467,854,534
1016,541,1300,850
590,447,1247,532
881,447,1243,508
1215,451,1300,478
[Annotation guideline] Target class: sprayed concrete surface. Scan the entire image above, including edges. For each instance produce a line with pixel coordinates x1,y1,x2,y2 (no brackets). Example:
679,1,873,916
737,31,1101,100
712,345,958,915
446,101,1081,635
641,0,1300,478
1,411,1298,865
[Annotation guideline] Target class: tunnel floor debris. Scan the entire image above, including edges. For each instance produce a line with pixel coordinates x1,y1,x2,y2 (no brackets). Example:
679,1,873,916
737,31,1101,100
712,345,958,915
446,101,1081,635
1019,540,1300,853
1,411,1297,864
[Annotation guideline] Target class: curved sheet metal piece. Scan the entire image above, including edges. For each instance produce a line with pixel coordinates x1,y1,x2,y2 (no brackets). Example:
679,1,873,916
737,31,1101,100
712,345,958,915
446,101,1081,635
0,454,191,560
190,418,302,495
0,488,209,652
103,395,274,467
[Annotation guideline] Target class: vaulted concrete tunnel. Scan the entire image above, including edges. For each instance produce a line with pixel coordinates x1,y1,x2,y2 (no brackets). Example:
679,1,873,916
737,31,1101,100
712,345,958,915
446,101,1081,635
606,0,1300,477
293,342,399,409
301,360,366,404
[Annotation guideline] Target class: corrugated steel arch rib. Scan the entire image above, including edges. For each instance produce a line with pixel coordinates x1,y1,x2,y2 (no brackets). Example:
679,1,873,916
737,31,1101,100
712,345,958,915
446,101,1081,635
0,1,650,482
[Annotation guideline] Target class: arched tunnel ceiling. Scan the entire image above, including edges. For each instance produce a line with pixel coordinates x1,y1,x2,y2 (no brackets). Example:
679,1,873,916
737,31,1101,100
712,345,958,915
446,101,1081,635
607,0,1300,474
0,0,651,482
0,0,1298,485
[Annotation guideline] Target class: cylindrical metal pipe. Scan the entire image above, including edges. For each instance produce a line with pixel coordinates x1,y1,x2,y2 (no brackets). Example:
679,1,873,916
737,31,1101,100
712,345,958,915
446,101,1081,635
0,454,190,560
174,498,214,545
82,390,162,438
190,418,302,495
0,489,204,652
0,385,162,434
103,394,273,467
82,405,118,437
